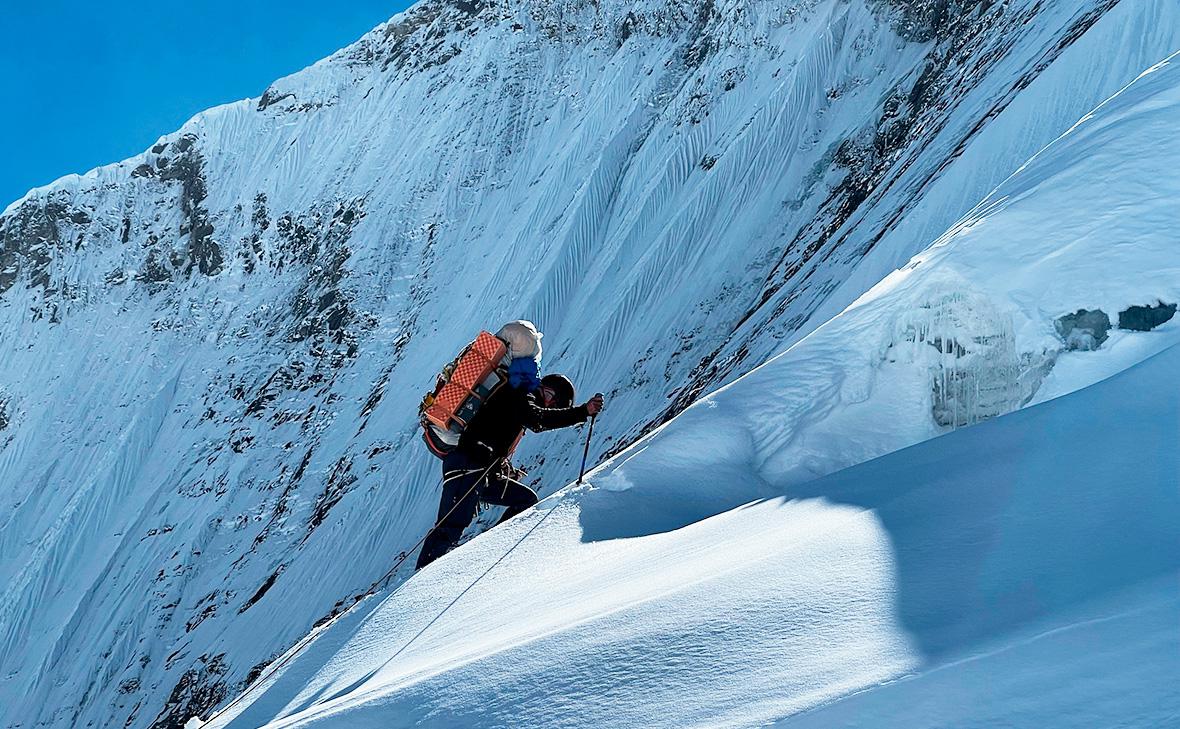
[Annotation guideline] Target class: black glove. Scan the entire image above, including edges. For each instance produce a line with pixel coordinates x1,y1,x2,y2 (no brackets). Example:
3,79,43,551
585,393,604,416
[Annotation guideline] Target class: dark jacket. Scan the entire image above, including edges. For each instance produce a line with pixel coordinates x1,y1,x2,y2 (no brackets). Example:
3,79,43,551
457,383,588,463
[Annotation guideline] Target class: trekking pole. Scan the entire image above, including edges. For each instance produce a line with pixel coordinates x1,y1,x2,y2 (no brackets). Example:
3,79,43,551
577,414,596,485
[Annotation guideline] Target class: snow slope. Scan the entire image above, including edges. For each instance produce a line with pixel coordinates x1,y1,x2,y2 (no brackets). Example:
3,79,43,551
203,49,1180,729
208,324,1180,729
2,0,1179,726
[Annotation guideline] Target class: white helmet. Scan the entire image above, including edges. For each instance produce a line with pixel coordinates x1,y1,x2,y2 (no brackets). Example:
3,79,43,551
496,320,543,360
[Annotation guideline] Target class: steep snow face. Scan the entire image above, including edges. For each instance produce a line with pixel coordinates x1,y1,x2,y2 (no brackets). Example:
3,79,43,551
606,48,1180,509
201,52,1180,728
210,348,1180,729
1,0,1178,727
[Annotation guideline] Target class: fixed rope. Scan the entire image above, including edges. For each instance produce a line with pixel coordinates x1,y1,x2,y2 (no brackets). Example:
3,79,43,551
381,488,565,665
207,415,599,725
384,417,597,663
202,456,504,726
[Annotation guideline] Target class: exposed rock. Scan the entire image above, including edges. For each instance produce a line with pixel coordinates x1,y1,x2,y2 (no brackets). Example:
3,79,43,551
238,193,271,274
118,678,141,695
871,0,990,43
244,657,276,686
277,198,371,351
135,246,174,288
1055,308,1111,350
238,566,284,614
1118,301,1177,332
617,10,640,44
157,134,222,277
340,0,496,75
306,456,357,533
256,88,296,112
149,654,228,729
682,0,719,69
0,197,69,294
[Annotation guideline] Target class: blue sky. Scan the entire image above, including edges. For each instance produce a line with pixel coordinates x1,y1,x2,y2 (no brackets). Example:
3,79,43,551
1,1,413,208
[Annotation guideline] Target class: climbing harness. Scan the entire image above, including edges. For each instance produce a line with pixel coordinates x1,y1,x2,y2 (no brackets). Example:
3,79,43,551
389,415,598,662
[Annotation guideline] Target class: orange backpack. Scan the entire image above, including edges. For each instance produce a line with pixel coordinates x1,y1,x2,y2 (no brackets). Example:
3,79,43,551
419,331,511,458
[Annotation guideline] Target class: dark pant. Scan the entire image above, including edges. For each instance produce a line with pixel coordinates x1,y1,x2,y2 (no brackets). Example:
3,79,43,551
415,450,538,570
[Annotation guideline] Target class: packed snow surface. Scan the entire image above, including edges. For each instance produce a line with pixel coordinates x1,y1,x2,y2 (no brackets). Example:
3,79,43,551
205,51,1180,729
211,339,1180,729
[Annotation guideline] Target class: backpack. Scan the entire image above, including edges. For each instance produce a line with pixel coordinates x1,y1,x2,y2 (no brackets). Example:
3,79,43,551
419,331,511,458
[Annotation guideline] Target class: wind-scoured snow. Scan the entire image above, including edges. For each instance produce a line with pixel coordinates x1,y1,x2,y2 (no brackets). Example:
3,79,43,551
2,1,1179,726
202,49,1180,729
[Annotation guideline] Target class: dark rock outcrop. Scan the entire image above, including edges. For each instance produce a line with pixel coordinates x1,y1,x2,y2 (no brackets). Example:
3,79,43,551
1056,308,1111,350
1118,301,1177,332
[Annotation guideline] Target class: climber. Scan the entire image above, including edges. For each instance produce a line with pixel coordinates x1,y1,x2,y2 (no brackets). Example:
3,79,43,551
415,321,604,570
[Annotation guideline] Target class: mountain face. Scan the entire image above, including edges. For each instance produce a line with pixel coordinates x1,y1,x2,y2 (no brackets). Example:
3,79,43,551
1,1,1176,727
202,49,1180,729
